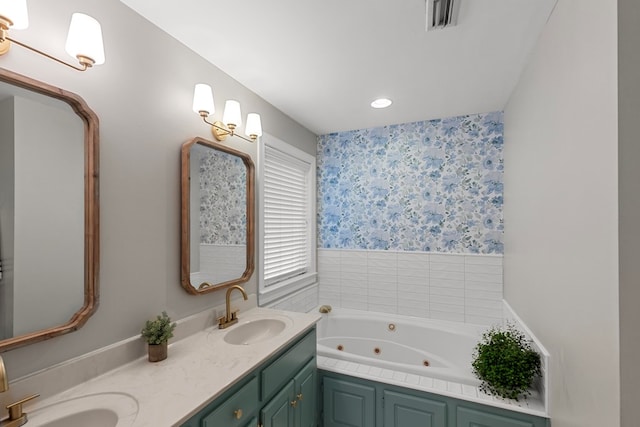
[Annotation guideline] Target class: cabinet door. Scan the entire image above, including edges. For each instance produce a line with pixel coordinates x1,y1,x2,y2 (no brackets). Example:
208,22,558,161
202,377,259,427
323,376,375,427
457,406,540,427
261,380,295,427
294,359,317,427
383,390,447,427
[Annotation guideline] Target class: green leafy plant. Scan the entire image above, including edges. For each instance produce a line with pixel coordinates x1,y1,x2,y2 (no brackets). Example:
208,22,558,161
472,323,541,400
140,311,177,345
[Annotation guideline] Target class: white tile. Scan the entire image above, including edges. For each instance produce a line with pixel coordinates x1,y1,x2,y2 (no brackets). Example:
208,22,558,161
465,289,502,301
462,385,478,397
397,282,428,294
464,263,502,275
465,281,503,292
346,362,359,372
397,267,429,278
319,283,340,294
368,273,397,284
392,371,407,382
397,297,429,310
406,374,420,385
368,303,397,314
318,249,341,258
430,294,464,306
367,290,397,300
465,298,502,310
369,367,382,377
430,286,464,298
447,383,463,394
430,278,465,289
430,270,465,281
335,360,349,370
341,279,367,291
419,377,434,388
341,261,367,273
430,253,464,264
341,298,367,311
381,369,394,379
433,379,448,390
464,255,503,266
357,365,371,374
340,275,367,287
465,272,503,284
430,262,465,273
318,260,341,272
368,251,398,262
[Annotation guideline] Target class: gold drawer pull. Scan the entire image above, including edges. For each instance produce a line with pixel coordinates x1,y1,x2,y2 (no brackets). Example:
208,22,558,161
234,409,243,419
297,393,303,401
290,400,297,408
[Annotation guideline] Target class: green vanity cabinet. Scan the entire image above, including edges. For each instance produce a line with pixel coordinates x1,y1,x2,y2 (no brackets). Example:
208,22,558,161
261,380,296,427
320,371,550,427
323,376,376,427
383,390,447,427
181,328,317,427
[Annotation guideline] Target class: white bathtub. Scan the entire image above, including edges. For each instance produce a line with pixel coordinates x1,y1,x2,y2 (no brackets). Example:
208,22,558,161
316,308,484,385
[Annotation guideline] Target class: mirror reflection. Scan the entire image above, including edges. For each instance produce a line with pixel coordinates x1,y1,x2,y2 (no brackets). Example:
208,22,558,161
181,137,254,294
0,68,99,352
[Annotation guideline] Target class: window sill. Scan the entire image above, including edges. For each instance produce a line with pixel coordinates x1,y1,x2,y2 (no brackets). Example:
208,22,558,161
259,272,318,306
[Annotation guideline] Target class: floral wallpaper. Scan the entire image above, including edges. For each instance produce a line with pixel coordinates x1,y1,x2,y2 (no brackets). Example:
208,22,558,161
199,150,246,245
317,112,503,254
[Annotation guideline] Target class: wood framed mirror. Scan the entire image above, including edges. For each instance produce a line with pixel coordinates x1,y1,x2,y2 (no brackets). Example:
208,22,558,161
0,68,99,352
181,137,255,294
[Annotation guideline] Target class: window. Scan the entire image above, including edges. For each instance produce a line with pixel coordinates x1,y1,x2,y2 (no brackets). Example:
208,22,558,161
259,134,316,304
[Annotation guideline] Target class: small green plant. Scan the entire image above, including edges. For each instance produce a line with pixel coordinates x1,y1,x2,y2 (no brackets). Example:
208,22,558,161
140,311,177,345
472,323,541,401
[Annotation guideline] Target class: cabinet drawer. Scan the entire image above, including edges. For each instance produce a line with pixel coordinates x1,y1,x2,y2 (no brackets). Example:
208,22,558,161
261,330,316,401
202,376,258,427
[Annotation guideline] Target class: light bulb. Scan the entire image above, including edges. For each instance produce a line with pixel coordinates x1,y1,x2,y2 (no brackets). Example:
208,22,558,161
245,113,262,139
222,100,242,129
0,0,28,29
193,84,215,115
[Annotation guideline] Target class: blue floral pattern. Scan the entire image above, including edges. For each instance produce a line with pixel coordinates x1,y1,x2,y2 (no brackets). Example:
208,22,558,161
317,112,504,254
199,150,246,245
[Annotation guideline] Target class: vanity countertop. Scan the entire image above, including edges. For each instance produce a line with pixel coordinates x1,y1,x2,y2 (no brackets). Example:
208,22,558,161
26,307,321,427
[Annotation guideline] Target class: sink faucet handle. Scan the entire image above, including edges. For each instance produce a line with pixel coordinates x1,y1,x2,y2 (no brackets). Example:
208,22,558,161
6,393,39,421
230,309,239,321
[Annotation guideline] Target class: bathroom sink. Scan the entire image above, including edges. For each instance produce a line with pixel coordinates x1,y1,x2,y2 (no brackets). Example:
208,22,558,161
224,318,288,345
27,392,138,427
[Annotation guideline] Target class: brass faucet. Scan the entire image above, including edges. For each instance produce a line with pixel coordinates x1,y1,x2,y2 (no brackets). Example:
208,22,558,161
0,356,39,427
218,285,248,329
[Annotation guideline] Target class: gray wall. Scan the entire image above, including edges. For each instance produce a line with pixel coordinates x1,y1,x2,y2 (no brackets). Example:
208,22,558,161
503,0,620,425
618,0,640,424
0,97,15,340
0,0,316,379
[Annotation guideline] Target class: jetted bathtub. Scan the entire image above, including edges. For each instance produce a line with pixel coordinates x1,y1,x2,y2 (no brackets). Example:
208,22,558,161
316,308,485,385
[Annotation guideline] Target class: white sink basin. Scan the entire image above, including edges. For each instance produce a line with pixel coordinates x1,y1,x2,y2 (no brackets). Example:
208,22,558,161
224,318,287,345
27,393,138,427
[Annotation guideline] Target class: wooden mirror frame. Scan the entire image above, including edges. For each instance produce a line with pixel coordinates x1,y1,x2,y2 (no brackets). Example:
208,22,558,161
181,137,255,295
0,68,99,352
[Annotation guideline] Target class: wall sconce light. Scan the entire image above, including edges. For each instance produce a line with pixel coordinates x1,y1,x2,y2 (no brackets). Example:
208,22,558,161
0,0,105,71
193,83,263,143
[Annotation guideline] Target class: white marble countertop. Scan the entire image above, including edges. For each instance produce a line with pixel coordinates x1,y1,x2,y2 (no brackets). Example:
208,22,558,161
24,307,321,427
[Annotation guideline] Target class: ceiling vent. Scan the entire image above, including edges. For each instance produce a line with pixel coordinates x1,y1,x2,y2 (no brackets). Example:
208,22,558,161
426,0,460,31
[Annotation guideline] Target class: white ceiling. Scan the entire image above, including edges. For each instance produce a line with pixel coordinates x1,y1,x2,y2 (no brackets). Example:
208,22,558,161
121,0,557,135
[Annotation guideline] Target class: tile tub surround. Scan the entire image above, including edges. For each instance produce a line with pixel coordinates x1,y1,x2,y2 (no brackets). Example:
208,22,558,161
7,304,320,426
265,283,319,313
318,249,503,325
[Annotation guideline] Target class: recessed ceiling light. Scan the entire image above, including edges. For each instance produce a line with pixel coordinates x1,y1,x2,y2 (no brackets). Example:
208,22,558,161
371,98,392,109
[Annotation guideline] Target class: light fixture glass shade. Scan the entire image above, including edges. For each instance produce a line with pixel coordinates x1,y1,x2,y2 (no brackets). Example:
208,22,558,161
0,0,29,29
223,100,242,127
245,113,263,138
193,84,215,115
65,13,105,65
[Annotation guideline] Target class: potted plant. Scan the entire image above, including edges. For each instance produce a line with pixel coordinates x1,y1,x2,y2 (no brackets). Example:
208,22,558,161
471,323,541,401
140,311,177,362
